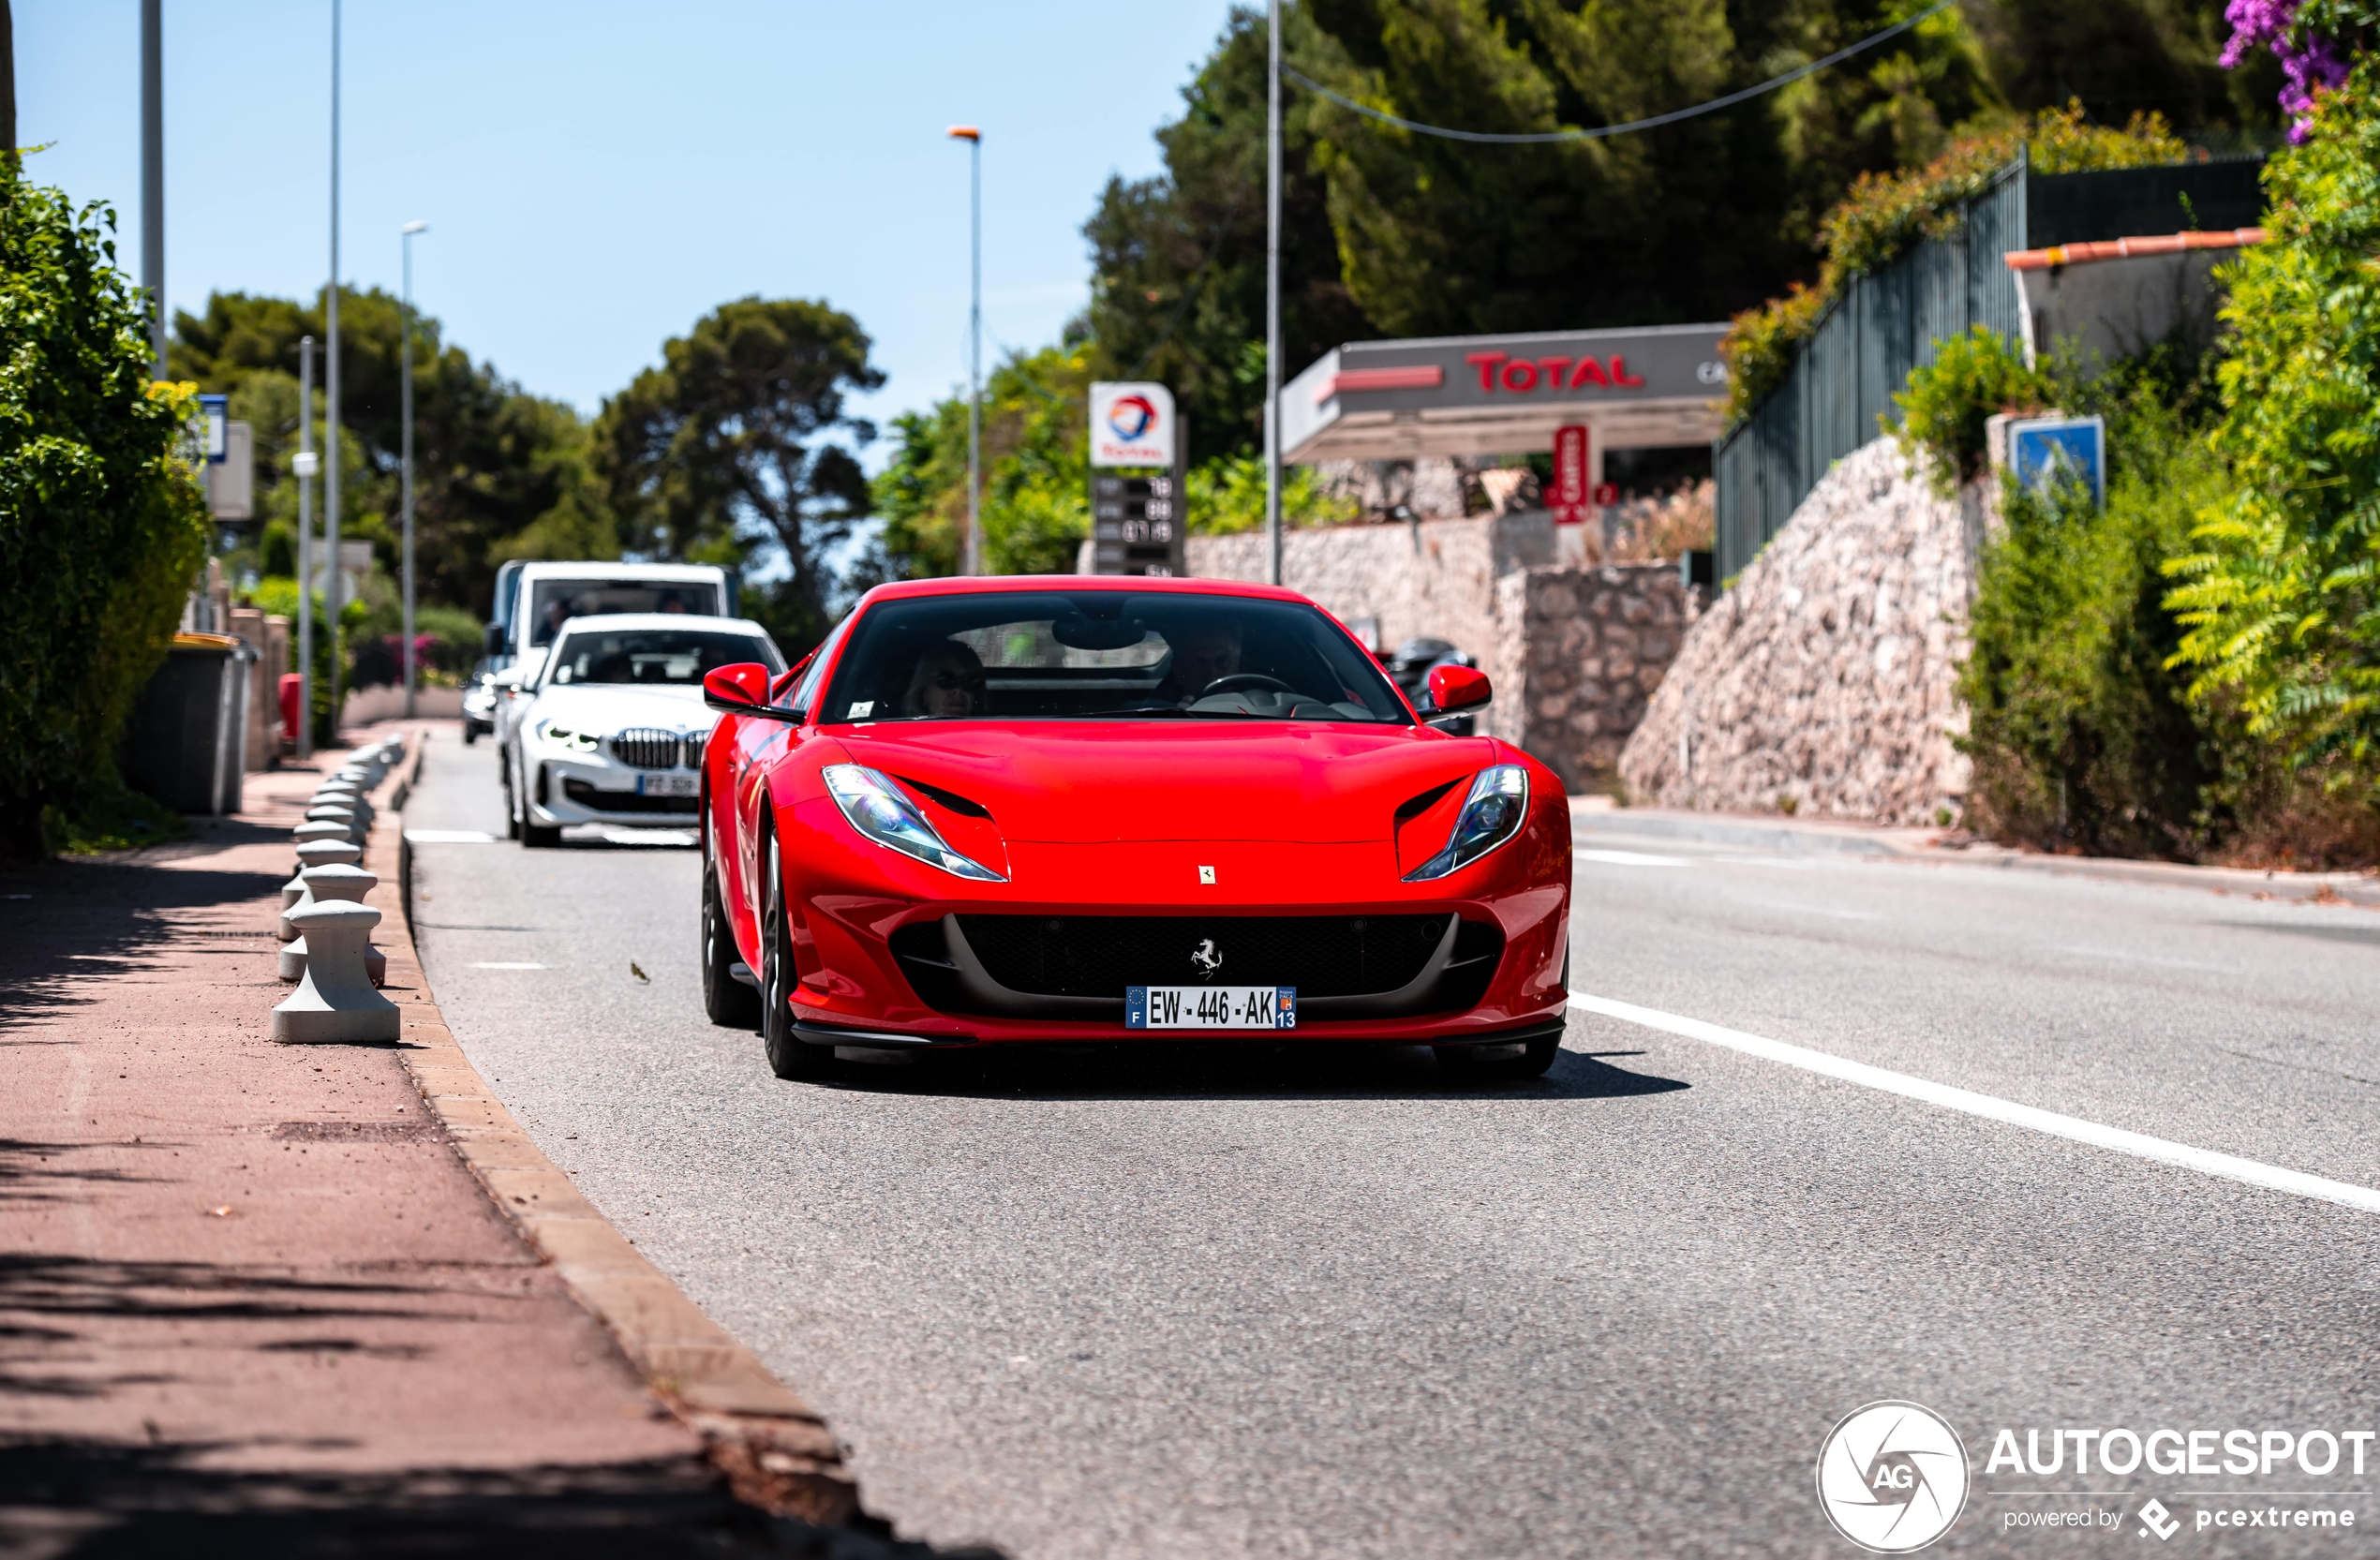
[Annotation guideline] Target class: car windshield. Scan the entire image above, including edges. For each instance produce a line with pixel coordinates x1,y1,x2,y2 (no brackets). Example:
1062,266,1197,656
545,629,781,687
816,591,1409,724
528,579,725,646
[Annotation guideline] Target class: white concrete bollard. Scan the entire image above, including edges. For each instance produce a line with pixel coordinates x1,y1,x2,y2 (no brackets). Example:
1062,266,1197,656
279,864,382,984
272,901,399,1043
281,838,362,913
293,819,350,852
305,803,365,843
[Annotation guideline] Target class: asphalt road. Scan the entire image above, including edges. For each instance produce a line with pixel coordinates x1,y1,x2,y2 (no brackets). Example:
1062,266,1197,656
405,725,2380,1559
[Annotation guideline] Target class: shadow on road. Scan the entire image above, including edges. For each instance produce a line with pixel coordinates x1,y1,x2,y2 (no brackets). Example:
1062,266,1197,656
800,1026,1691,1105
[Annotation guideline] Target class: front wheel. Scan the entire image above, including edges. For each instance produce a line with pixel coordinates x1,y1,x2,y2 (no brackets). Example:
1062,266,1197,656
759,832,833,1080
702,814,761,1029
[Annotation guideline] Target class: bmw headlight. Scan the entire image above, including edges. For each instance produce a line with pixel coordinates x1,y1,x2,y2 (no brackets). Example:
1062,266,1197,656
535,721,600,753
1402,764,1529,882
822,765,1005,882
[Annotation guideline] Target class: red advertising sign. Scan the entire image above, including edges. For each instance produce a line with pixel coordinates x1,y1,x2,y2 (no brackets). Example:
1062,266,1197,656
1552,424,1591,526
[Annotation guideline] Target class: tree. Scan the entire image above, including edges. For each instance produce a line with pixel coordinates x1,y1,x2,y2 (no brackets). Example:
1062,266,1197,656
1083,6,1370,460
597,298,883,652
171,289,607,617
0,157,211,853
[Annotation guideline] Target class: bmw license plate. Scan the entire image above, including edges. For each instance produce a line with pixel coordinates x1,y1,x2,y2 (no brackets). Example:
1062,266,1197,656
1126,986,1297,1031
635,773,698,798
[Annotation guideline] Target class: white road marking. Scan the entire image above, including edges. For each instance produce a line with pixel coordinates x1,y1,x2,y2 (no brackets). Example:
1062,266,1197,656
470,961,550,971
1566,988,2380,1217
1573,848,1691,868
406,829,498,843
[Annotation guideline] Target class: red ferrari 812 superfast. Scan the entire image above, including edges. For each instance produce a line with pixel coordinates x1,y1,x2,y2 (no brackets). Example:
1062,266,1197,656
698,576,1572,1080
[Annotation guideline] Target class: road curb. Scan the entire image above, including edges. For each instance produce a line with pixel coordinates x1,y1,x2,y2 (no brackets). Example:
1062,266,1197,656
368,728,860,1524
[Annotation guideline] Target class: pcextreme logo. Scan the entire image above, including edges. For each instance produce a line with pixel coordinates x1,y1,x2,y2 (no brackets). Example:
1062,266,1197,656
1817,1402,1971,1553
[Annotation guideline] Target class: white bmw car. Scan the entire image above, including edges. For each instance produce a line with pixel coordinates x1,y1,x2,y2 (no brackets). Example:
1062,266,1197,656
501,613,785,846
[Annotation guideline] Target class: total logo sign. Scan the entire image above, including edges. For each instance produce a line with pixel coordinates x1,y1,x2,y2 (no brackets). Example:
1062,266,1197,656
1089,380,1177,468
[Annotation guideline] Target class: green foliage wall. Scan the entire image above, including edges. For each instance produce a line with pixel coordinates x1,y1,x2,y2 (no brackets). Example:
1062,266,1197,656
0,157,213,853
2169,56,2380,798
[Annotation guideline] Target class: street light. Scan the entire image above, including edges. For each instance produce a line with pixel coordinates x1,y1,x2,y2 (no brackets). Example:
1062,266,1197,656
295,336,317,761
1265,0,1284,587
947,125,982,577
400,220,428,719
325,0,345,738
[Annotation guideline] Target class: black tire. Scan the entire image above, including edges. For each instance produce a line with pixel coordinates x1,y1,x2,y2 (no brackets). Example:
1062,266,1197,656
702,813,761,1029
759,832,833,1080
501,750,521,840
463,726,479,746
515,754,561,847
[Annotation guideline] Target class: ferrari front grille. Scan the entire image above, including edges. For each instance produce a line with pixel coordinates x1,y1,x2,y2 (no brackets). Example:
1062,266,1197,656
953,913,1455,1000
610,727,684,770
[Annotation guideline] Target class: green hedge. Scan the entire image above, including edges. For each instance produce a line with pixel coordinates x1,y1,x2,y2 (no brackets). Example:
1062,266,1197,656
0,156,214,854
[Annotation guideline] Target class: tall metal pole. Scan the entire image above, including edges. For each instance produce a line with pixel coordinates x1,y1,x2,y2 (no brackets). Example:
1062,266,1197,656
324,0,343,740
1264,0,1284,587
947,126,983,577
296,337,316,761
140,0,163,376
401,221,427,719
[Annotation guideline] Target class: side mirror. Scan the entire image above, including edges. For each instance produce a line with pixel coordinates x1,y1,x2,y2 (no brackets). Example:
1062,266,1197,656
489,667,523,691
1427,663,1492,715
483,622,504,656
706,661,796,721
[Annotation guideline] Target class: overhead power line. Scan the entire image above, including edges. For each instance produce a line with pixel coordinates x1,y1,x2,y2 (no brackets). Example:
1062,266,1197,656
1280,0,1962,145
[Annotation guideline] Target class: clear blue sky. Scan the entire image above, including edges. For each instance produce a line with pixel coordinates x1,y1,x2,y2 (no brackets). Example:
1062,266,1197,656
18,1,1242,454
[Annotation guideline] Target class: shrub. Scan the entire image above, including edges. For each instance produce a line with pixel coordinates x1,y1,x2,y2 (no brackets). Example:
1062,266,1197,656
1958,364,2226,857
1890,325,2052,494
1722,105,2186,426
0,156,213,855
2167,53,2380,804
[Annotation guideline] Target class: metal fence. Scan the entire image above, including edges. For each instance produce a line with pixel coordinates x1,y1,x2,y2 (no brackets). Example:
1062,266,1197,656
1714,160,2026,582
1711,154,2269,582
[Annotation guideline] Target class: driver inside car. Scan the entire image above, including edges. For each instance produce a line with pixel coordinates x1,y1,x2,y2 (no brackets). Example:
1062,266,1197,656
902,641,989,718
1157,622,1243,706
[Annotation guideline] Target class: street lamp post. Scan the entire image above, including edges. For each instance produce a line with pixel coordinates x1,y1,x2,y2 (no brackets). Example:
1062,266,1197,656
324,0,344,741
400,220,428,719
140,0,165,377
294,338,319,760
947,125,982,577
1265,0,1284,587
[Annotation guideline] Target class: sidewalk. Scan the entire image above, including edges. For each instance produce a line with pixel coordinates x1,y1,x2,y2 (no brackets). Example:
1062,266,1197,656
0,744,819,1555
1573,799,2380,907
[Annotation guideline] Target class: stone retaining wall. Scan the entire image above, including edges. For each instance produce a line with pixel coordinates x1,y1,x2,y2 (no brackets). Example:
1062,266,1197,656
1617,438,1976,824
1188,511,1554,658
1484,566,1691,793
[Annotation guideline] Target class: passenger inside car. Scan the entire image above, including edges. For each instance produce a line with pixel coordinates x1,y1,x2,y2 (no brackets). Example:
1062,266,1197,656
902,642,989,718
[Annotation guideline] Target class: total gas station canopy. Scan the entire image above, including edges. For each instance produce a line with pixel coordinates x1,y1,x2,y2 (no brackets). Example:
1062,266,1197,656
1280,323,1730,471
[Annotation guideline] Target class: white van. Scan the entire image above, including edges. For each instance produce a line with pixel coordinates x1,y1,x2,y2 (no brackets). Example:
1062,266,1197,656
485,560,736,773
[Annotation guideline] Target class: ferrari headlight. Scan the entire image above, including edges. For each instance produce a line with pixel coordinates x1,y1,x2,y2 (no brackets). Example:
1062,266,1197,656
1402,764,1528,882
535,721,600,753
823,765,1005,882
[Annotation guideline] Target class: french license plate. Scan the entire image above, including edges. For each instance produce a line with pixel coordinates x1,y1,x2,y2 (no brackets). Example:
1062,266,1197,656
1126,986,1298,1031
635,773,698,798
